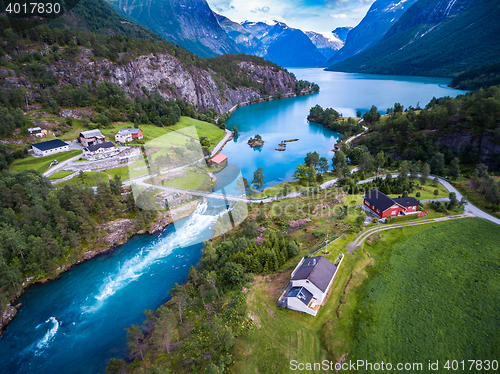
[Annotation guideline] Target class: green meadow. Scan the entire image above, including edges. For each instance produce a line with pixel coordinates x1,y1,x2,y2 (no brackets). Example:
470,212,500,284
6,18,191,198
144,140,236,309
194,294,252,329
9,150,82,174
234,218,500,373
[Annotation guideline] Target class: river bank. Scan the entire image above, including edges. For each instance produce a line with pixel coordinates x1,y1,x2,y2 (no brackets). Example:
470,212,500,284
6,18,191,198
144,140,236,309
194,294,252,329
0,200,200,337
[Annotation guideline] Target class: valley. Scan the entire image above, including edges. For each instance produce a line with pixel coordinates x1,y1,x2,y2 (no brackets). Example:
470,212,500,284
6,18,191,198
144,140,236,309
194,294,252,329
0,0,499,373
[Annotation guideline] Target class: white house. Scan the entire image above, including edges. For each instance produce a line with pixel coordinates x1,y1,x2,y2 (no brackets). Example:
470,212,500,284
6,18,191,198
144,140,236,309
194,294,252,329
278,256,340,316
28,127,47,137
115,128,143,143
83,141,119,160
31,139,69,157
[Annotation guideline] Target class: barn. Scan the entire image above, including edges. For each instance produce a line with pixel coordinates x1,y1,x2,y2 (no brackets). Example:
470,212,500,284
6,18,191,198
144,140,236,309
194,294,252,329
363,189,419,219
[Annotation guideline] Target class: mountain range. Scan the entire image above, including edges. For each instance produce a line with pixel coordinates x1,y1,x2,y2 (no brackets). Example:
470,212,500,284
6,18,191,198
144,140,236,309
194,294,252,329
39,0,500,76
327,0,500,77
105,0,240,58
104,0,350,66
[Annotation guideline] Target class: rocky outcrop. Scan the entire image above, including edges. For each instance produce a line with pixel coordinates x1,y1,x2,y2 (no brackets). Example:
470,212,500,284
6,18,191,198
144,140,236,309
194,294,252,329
0,304,18,336
31,50,298,115
436,131,500,165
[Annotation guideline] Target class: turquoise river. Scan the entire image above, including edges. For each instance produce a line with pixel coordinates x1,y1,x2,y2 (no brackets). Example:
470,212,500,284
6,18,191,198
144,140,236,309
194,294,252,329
0,69,467,373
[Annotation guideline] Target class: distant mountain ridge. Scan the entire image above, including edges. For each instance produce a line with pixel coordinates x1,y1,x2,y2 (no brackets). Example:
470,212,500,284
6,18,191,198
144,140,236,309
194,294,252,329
239,20,327,67
105,0,240,57
326,0,418,66
304,31,343,60
327,0,500,77
214,14,267,57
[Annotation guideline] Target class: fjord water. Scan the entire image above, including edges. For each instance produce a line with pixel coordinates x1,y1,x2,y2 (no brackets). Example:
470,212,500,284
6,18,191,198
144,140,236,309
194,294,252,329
0,69,467,374
223,68,467,187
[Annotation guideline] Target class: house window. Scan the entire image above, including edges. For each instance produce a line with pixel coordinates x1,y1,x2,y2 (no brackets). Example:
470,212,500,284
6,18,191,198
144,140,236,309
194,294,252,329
391,211,396,215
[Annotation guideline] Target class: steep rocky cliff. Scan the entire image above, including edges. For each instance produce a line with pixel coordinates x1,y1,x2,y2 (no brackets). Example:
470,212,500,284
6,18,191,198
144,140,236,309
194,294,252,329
3,48,298,114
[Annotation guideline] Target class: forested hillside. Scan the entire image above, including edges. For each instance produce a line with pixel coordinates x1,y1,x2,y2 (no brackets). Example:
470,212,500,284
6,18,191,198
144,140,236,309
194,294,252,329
0,170,156,319
355,86,500,170
328,0,500,77
0,7,309,142
449,63,500,90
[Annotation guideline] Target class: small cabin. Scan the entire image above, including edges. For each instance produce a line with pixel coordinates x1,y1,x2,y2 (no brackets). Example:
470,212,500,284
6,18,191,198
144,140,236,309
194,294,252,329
207,153,228,168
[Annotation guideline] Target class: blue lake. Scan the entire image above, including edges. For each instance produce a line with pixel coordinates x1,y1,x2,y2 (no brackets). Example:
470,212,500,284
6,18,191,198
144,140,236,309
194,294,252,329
223,68,467,188
0,69,468,374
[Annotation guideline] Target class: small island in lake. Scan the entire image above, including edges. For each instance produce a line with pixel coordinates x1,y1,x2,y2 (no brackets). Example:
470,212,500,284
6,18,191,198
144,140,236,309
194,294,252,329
275,146,285,151
248,134,265,147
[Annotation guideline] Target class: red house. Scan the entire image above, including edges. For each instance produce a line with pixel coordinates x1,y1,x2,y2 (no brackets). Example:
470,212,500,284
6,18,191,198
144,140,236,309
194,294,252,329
363,189,419,219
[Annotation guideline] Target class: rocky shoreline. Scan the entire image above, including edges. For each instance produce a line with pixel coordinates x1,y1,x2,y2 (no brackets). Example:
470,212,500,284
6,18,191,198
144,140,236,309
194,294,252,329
0,203,198,336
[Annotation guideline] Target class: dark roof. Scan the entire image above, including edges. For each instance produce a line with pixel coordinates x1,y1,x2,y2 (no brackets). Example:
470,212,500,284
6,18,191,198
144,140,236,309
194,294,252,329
393,197,419,207
363,189,399,212
291,256,337,292
286,286,313,305
32,139,67,151
85,141,115,152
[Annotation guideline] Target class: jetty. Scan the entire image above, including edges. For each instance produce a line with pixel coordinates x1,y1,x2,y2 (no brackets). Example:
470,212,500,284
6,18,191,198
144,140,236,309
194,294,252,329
284,139,299,142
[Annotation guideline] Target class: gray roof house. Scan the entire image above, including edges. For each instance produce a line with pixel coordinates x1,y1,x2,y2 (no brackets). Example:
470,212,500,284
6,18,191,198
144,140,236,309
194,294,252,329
78,129,105,146
278,255,342,316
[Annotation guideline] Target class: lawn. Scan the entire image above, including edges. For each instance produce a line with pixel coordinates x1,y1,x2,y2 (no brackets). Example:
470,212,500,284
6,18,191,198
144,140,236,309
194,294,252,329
56,171,109,187
98,117,225,150
232,245,366,374
162,170,213,191
9,150,82,174
49,170,76,179
170,116,225,147
233,217,500,373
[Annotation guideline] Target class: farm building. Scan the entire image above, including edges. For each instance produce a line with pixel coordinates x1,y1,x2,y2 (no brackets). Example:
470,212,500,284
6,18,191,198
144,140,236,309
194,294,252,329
31,139,69,157
278,256,340,316
83,141,119,160
207,153,228,168
78,129,106,147
363,189,419,219
115,128,143,143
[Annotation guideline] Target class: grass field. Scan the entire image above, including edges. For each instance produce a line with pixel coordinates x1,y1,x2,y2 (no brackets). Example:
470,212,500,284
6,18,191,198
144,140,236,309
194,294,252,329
49,170,76,179
9,150,82,174
56,171,109,187
331,218,500,371
233,218,500,373
98,117,225,150
162,170,213,191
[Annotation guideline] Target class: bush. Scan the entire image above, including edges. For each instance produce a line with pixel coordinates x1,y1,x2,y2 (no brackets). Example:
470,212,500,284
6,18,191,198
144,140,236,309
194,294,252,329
416,192,421,197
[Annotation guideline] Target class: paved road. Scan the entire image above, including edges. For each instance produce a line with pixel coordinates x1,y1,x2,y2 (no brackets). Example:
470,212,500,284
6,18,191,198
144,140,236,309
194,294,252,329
43,154,82,177
345,125,368,144
358,173,500,226
350,213,472,251
210,129,232,157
